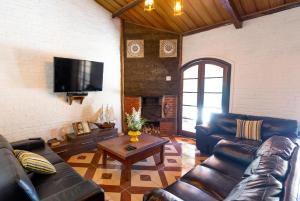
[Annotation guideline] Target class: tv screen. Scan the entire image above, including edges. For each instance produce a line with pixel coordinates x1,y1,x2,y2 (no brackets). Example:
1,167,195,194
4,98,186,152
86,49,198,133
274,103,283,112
54,57,104,92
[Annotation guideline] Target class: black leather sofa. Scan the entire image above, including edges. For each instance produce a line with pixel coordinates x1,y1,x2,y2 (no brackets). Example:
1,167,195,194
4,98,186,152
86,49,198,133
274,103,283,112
144,135,300,201
196,113,298,155
0,135,104,201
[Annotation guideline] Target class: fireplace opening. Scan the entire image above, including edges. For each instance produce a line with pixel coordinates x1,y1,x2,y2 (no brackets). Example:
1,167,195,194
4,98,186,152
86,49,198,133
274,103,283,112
141,96,162,121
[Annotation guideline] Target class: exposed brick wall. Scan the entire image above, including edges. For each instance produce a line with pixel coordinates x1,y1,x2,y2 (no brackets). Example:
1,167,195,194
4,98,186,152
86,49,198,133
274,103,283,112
160,121,176,136
183,7,300,123
124,96,142,115
0,0,121,141
162,95,177,118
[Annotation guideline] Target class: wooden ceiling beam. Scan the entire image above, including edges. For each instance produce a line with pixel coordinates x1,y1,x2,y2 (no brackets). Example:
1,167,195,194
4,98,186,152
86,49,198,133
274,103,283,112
220,0,243,28
242,0,300,20
112,0,144,18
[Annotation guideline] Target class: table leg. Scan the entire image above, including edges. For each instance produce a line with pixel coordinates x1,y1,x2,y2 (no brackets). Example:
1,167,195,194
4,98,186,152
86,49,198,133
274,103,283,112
123,163,131,181
159,146,165,165
102,151,107,165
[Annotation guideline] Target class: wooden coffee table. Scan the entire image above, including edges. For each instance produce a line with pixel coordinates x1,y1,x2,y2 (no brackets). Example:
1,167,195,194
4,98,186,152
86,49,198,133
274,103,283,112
97,134,169,181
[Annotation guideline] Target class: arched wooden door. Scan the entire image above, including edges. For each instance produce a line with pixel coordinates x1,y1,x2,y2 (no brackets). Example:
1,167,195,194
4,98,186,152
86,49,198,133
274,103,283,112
179,58,231,138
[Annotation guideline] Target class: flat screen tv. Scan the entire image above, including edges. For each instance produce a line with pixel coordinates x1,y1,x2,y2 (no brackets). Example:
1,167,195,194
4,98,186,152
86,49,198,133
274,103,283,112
54,57,104,92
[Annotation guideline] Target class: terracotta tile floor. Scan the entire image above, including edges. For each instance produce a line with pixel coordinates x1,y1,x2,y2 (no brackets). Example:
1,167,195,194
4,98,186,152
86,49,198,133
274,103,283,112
64,136,208,201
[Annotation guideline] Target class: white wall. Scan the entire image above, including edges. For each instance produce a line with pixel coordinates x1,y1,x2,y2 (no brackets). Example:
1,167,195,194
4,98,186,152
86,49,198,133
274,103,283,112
0,0,121,141
183,7,300,123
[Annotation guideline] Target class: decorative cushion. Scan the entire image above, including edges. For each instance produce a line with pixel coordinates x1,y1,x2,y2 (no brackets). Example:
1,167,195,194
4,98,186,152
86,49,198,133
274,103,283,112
224,174,282,201
236,119,263,141
256,136,296,160
244,155,289,181
14,150,56,174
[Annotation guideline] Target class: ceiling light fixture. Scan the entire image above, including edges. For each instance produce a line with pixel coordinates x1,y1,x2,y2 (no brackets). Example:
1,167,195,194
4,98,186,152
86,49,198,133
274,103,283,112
174,0,183,16
144,0,155,11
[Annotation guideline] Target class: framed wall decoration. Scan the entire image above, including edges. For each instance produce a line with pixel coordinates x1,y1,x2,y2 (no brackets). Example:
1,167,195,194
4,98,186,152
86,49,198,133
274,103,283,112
127,40,144,58
159,39,178,58
72,121,91,135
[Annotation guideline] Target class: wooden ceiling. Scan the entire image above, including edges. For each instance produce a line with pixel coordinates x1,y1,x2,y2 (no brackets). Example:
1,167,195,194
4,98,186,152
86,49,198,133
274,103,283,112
96,0,300,35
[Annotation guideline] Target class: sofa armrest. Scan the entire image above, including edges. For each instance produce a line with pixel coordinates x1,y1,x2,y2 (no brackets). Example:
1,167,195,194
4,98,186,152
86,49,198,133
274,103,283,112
213,140,257,166
144,188,184,201
11,138,45,150
41,180,104,201
195,124,212,135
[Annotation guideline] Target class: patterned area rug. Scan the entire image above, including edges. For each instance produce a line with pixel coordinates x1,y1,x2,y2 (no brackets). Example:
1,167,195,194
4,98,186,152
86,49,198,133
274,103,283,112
64,136,208,201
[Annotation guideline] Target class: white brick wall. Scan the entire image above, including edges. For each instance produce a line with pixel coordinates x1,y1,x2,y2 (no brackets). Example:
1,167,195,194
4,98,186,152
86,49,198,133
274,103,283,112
183,7,300,123
0,0,121,141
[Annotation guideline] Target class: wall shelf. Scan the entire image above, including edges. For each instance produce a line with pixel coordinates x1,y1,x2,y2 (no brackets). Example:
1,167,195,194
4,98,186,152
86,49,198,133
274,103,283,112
66,93,88,105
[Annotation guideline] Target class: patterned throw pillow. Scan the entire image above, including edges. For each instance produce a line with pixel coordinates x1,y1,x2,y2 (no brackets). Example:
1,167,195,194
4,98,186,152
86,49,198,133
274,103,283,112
14,150,56,174
236,119,263,141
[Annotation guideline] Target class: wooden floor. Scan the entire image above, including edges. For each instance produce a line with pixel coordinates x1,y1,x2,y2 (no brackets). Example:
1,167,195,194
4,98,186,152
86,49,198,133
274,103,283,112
63,136,208,201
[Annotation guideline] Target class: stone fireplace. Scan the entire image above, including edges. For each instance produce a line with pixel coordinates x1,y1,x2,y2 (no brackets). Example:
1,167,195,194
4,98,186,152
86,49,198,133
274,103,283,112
124,95,177,136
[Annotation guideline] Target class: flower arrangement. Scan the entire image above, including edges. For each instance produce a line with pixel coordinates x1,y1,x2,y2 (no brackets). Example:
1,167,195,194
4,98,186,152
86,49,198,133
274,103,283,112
125,107,146,131
125,107,146,142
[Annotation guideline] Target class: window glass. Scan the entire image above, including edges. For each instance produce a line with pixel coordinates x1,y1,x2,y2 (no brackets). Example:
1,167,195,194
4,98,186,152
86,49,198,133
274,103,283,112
182,119,196,132
203,93,222,108
182,106,198,119
184,65,198,79
205,64,223,78
204,78,223,92
183,79,198,92
183,93,198,106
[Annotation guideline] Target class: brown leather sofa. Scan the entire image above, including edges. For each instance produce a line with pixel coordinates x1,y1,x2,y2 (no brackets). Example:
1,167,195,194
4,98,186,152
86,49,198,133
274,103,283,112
144,135,300,201
0,135,104,201
196,113,298,155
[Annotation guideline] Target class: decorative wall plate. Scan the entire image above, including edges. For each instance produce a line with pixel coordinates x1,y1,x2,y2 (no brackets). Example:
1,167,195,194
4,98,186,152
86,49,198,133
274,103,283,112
160,39,177,58
127,40,144,58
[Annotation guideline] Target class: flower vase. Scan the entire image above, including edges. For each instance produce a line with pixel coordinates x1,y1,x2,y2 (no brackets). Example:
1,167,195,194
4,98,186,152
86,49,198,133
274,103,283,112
128,131,141,142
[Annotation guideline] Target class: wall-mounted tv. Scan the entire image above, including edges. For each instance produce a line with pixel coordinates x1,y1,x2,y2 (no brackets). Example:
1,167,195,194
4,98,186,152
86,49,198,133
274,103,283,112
54,57,104,92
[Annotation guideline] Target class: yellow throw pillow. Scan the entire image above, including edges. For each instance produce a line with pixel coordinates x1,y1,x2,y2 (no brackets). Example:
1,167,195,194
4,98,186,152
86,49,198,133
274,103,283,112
14,150,56,174
236,119,263,141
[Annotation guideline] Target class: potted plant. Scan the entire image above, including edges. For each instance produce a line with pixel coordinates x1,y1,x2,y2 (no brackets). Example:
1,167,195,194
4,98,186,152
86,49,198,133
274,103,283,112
125,107,146,142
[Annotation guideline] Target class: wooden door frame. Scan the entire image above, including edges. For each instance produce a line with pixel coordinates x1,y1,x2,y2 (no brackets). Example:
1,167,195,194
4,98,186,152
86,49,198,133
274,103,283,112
178,58,231,137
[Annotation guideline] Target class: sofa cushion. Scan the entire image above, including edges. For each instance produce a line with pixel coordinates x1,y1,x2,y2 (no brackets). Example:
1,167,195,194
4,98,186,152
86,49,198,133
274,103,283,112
246,115,298,140
14,150,56,174
165,180,218,201
236,119,263,141
0,148,39,201
210,113,247,136
31,162,83,199
213,140,257,166
180,165,239,199
244,155,288,181
202,155,246,180
256,136,296,160
224,174,282,201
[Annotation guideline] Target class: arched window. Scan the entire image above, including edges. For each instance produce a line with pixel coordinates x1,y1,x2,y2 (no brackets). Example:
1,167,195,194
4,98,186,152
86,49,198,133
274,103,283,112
179,58,231,137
